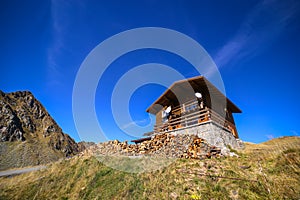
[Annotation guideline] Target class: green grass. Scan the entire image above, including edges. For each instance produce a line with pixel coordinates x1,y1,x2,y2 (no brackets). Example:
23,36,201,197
0,136,299,199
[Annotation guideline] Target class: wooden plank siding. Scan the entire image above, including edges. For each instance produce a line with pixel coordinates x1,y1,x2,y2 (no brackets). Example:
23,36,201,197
155,108,163,127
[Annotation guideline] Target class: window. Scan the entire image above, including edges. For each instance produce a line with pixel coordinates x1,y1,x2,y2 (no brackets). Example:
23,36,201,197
162,110,169,123
185,104,198,112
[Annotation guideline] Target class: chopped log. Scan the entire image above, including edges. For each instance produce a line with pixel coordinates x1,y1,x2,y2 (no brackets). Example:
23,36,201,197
131,137,151,144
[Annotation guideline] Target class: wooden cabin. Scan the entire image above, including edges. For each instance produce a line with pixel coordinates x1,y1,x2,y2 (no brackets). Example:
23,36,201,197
146,76,241,138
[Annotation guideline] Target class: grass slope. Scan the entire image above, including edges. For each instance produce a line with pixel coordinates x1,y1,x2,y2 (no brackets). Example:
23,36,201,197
0,136,299,199
0,141,64,171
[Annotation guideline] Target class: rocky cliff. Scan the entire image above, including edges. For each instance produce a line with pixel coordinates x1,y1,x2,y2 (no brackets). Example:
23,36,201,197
0,90,79,170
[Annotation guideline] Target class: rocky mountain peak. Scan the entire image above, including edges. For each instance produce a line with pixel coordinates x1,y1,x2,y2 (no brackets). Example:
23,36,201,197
0,90,79,170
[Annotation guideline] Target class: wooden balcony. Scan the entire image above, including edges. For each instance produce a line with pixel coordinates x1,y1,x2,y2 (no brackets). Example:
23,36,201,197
154,102,238,138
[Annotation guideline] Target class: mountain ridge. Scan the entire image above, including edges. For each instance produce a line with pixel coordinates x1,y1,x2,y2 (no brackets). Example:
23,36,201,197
0,90,79,170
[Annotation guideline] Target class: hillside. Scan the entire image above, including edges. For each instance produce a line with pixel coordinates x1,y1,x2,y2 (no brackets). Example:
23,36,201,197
0,90,79,170
0,136,299,199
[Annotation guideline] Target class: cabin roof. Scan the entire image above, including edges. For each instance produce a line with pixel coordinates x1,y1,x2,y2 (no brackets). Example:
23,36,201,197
146,76,242,114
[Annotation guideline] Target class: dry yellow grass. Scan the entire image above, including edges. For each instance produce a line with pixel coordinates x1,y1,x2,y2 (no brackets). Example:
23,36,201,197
0,136,299,199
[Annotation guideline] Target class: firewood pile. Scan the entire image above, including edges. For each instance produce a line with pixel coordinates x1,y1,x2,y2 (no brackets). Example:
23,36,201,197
183,137,221,159
87,133,222,159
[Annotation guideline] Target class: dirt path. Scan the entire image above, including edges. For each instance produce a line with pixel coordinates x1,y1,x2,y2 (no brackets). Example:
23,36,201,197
0,166,46,177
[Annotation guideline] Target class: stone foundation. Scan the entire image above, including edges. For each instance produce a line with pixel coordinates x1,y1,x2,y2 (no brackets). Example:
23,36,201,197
166,121,244,152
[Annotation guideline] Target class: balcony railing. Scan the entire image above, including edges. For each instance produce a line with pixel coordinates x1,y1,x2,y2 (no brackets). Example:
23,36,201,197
154,103,238,138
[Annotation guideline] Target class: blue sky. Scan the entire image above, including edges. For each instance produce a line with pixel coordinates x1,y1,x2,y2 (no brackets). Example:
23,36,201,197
1,0,299,143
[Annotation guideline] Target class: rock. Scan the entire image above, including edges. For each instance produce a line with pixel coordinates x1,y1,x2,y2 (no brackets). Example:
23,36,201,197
0,90,79,170
239,165,251,169
77,141,96,152
170,192,178,199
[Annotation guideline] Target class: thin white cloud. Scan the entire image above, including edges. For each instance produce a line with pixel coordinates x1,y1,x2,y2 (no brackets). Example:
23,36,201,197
290,130,299,136
47,0,83,86
213,0,299,68
122,119,148,129
47,0,67,86
266,134,275,140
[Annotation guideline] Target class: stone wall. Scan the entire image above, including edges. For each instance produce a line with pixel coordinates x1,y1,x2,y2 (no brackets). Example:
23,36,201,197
168,121,244,153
